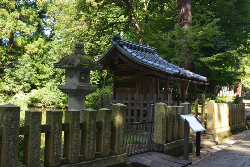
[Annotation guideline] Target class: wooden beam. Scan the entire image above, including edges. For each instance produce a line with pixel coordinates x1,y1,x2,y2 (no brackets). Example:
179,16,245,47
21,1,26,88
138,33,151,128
181,82,186,103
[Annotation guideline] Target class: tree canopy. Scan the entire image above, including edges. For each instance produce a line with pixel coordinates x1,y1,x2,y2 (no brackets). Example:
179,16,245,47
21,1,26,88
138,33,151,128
1,0,250,107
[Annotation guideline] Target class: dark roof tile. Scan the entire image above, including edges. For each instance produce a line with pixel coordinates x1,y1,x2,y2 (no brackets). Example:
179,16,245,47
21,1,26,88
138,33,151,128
98,37,207,82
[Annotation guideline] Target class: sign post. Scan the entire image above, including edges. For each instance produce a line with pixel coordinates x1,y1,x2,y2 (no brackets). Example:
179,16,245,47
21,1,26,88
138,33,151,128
180,114,206,160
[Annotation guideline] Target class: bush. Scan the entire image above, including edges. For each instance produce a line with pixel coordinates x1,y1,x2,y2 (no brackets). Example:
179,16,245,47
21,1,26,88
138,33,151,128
28,82,68,109
85,86,112,110
206,94,235,103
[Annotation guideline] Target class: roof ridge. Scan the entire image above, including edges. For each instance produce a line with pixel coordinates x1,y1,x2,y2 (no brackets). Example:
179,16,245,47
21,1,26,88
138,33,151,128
112,36,156,53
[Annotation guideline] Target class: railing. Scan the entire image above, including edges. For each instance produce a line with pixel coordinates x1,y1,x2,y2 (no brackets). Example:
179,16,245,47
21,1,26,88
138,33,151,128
124,104,155,155
0,103,127,167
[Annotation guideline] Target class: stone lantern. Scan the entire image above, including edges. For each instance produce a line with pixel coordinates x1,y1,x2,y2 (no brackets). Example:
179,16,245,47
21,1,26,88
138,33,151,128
54,42,101,117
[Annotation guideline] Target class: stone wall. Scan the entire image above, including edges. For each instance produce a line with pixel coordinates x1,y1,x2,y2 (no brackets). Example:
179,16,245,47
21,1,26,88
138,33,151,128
205,100,246,142
0,103,127,167
153,103,192,156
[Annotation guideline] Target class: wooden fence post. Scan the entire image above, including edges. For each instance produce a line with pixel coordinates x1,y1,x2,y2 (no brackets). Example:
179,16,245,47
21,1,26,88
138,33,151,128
127,94,132,123
24,109,42,166
227,102,232,126
168,92,172,106
195,97,199,118
0,104,20,167
242,103,245,124
64,109,80,164
133,94,137,122
44,110,63,167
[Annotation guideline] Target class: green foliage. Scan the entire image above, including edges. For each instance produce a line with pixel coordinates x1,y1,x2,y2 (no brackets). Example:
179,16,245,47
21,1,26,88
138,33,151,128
1,0,250,107
85,86,112,110
206,94,235,103
0,0,66,107
28,81,68,109
214,96,235,103
4,81,68,110
90,70,113,89
18,136,24,165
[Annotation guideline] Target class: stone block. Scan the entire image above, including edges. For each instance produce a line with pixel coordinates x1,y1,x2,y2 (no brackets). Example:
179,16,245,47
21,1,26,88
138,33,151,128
0,104,20,167
111,103,126,155
81,109,97,161
24,109,42,167
44,110,63,167
154,103,167,144
172,107,178,141
97,108,112,157
166,106,173,143
65,109,81,163
177,106,185,139
180,103,191,115
206,100,215,130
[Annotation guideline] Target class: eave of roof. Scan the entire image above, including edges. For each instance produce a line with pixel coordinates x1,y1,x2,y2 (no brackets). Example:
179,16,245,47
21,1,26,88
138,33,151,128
98,37,207,83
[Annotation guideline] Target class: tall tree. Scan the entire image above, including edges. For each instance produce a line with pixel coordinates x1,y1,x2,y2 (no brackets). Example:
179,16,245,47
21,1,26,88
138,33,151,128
0,0,60,95
178,0,193,71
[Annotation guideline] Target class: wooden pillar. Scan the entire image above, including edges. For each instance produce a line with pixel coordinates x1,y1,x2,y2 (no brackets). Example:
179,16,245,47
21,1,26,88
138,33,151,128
149,78,153,99
181,82,186,103
155,78,159,98
136,76,142,100
113,76,117,100
164,79,169,101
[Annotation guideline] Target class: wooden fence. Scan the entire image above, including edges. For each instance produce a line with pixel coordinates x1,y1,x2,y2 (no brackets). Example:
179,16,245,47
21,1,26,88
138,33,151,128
100,93,206,124
0,104,127,167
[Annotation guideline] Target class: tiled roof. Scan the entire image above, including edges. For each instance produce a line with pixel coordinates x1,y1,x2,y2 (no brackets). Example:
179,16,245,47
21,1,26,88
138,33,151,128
98,37,207,82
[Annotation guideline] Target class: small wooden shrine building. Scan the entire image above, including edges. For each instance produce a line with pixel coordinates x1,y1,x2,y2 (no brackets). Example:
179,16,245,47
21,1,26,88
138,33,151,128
98,36,208,102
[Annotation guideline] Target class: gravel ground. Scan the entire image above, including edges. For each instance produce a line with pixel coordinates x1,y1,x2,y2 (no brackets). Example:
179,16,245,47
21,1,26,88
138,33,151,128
188,128,250,163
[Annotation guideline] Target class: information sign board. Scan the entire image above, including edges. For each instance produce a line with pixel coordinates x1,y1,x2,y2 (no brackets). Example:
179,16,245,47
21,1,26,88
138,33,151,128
180,114,206,132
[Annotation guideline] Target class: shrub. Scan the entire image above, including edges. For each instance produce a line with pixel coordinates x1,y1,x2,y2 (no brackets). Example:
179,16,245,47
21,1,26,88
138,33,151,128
85,86,112,110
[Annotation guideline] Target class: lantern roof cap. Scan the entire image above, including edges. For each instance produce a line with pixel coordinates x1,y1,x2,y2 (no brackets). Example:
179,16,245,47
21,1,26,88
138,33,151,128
54,42,101,70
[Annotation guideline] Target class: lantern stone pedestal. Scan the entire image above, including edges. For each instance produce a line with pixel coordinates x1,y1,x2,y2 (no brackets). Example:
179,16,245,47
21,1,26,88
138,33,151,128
54,42,101,119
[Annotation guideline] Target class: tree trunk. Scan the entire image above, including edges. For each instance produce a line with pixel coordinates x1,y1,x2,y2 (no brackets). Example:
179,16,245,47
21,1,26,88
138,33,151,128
178,0,192,29
178,0,192,71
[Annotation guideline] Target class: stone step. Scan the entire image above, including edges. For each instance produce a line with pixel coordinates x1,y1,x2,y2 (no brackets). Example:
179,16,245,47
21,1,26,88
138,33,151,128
128,151,192,167
201,139,218,148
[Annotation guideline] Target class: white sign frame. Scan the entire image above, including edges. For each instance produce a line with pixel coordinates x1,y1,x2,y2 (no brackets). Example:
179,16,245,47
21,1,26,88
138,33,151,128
180,114,206,132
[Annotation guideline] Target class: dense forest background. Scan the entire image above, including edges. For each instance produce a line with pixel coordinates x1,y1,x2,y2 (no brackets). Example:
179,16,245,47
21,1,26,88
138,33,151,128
1,0,250,109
